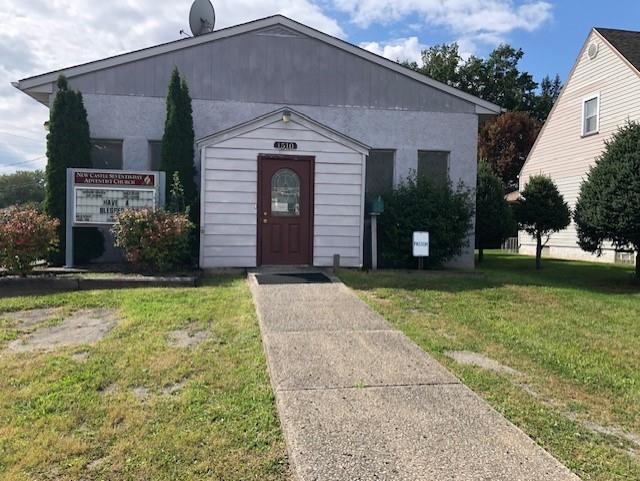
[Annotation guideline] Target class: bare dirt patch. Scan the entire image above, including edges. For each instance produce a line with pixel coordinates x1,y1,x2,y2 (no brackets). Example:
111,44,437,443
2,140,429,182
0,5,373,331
132,386,151,401
5,309,117,353
1,308,63,332
71,351,90,363
162,380,187,395
167,326,208,348
444,350,521,376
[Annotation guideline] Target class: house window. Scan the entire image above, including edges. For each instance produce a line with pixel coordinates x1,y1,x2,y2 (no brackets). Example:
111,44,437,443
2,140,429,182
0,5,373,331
90,139,123,169
149,140,162,171
365,149,394,209
582,94,600,136
418,150,449,186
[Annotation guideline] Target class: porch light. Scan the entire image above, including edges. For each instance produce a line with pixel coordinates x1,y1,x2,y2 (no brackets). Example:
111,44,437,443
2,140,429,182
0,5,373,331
282,110,292,123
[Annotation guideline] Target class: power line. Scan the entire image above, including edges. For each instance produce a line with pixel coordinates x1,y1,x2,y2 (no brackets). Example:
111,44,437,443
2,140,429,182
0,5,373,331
0,130,44,143
0,155,46,169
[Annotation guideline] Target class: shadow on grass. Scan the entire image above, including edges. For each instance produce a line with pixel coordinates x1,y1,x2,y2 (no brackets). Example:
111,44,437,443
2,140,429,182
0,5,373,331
341,252,639,296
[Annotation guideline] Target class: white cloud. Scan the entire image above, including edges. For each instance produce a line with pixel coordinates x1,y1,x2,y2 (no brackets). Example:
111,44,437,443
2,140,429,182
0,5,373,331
0,0,345,172
335,0,552,55
361,37,425,64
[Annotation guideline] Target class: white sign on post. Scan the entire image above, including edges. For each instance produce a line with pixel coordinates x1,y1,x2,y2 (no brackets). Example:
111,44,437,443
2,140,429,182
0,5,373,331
412,231,430,257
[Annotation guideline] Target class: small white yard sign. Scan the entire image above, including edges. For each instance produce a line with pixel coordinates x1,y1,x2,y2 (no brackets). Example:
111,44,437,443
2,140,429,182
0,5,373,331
412,231,430,257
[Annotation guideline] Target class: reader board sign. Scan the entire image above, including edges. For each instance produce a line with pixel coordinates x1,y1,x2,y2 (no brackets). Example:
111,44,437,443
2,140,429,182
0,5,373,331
70,169,163,225
412,231,430,257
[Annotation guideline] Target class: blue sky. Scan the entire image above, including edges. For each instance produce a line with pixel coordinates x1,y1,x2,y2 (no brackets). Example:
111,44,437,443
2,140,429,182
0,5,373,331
1,0,639,173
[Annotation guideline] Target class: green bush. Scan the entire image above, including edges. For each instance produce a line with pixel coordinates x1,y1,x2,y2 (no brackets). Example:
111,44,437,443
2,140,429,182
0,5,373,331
111,208,193,271
0,206,59,275
379,175,474,268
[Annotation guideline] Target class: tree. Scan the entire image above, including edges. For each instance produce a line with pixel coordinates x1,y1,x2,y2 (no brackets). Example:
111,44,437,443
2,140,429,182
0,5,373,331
532,74,562,122
478,111,541,190
475,163,515,262
407,42,559,119
419,43,462,86
478,45,538,112
45,75,104,265
161,68,199,263
161,68,197,210
0,170,45,208
514,175,570,270
574,121,640,280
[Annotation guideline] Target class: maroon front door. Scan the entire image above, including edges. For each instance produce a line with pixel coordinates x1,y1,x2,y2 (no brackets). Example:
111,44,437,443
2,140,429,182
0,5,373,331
257,155,314,265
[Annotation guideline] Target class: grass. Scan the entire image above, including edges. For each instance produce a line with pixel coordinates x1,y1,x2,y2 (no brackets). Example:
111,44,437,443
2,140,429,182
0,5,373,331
339,252,640,481
0,277,287,480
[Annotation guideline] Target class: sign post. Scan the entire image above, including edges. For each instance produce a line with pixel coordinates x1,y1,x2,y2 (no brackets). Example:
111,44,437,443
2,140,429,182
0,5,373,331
65,169,165,268
412,231,430,270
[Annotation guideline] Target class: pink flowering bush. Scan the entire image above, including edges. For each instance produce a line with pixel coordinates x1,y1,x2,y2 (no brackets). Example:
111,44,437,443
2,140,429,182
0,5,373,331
0,206,59,275
112,208,193,271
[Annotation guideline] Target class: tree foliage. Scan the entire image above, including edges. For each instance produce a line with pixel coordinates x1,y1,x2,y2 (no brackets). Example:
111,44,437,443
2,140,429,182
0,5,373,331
44,75,104,265
514,175,570,269
574,121,640,279
0,170,45,209
161,68,199,264
478,111,542,189
379,175,474,268
475,163,515,262
407,43,561,121
0,206,59,275
161,69,197,210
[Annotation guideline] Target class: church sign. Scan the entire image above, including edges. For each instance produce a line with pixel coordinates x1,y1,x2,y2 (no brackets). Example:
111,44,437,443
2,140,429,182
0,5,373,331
65,168,166,266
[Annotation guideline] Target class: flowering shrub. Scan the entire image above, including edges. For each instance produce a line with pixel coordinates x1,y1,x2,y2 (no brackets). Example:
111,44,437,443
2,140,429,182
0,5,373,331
112,208,193,271
0,206,59,275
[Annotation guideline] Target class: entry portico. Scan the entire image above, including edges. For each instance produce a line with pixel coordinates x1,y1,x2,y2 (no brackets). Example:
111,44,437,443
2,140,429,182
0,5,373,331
198,108,369,268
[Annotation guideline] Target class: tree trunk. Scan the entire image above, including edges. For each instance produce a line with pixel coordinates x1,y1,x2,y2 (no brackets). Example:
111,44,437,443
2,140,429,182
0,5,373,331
478,248,484,263
535,232,542,270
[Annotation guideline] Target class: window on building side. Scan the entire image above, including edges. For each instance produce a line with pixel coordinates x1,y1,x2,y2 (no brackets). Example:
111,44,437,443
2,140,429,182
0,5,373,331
417,150,449,187
90,140,123,169
365,150,394,209
149,140,162,171
582,95,599,136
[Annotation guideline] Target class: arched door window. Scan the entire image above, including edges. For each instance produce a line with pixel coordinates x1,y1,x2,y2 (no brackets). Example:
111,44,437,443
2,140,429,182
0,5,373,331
271,168,300,216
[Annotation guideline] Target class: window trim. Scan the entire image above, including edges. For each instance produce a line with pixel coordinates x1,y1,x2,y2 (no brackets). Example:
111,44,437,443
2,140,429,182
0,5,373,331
581,92,600,137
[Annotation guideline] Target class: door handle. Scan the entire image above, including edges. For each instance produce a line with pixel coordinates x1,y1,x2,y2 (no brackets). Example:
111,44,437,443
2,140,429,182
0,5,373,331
262,218,268,224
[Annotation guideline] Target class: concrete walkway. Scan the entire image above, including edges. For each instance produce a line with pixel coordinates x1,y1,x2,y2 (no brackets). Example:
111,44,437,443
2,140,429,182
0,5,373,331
249,273,580,481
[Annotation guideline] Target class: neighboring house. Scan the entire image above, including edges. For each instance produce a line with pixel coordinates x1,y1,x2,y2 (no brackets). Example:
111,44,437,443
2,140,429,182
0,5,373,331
519,27,640,265
14,15,500,269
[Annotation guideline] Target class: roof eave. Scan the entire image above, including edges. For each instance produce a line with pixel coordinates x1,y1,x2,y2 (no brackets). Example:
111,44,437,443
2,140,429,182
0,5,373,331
196,106,371,154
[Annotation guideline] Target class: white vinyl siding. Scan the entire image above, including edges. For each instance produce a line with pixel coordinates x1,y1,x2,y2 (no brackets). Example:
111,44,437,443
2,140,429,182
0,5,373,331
200,115,366,268
519,30,640,260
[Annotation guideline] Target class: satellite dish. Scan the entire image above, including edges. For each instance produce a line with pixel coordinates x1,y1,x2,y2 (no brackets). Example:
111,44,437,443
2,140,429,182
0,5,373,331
189,0,215,36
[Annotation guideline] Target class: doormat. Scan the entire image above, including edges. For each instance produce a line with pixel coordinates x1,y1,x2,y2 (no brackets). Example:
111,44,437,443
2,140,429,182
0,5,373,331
255,272,332,285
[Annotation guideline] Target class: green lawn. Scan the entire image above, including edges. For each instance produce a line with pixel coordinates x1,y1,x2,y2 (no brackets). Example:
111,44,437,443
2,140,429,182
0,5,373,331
339,252,640,481
0,277,287,480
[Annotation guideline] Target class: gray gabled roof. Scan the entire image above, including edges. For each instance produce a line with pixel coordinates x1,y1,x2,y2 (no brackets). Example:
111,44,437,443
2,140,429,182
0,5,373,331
595,27,640,73
14,15,502,114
